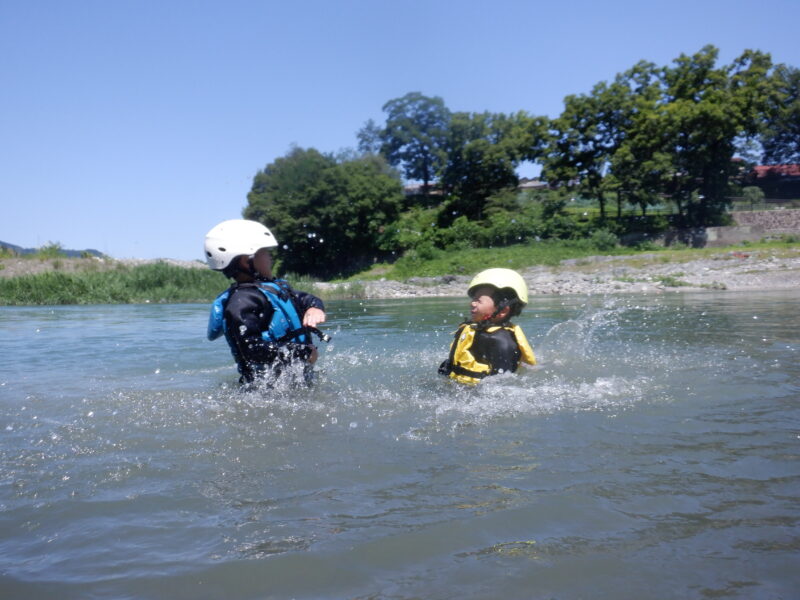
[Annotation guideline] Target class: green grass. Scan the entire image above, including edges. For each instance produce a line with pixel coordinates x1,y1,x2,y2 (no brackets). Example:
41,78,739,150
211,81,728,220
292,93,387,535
280,272,367,301
0,262,229,306
0,262,366,306
657,275,691,287
344,239,641,281
340,238,800,282
1,238,798,305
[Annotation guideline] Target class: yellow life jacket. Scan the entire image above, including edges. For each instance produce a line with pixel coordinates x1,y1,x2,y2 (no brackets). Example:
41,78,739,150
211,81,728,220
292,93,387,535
442,322,536,385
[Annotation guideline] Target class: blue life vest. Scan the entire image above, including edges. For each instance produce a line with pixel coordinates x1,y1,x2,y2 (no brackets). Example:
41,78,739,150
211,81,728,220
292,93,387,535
207,279,309,345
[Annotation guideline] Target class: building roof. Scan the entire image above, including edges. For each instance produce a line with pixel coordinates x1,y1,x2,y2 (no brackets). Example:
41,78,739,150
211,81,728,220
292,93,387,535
517,178,548,190
752,165,800,178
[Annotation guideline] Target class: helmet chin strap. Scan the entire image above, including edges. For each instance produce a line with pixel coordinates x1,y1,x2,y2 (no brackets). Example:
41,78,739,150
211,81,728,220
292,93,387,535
489,299,512,322
227,256,258,280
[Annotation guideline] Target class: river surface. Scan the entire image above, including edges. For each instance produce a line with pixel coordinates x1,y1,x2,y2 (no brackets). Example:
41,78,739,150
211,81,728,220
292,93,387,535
1,292,798,600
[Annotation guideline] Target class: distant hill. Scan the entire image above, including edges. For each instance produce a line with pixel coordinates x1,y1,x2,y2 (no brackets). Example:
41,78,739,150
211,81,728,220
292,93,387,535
0,240,104,258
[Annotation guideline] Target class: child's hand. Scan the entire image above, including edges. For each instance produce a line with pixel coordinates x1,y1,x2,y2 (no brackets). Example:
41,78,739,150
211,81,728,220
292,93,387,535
303,307,326,328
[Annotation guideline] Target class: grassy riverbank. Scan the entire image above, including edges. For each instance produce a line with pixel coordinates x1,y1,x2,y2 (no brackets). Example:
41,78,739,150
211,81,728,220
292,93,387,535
1,239,798,305
350,238,639,280
0,262,228,305
0,259,366,305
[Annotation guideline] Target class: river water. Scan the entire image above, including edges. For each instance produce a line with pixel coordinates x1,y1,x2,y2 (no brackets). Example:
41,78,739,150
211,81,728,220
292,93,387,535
1,291,798,600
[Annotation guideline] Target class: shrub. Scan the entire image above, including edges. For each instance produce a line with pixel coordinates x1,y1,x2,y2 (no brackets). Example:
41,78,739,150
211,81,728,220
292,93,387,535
486,210,534,246
35,242,66,260
437,216,487,250
589,228,618,251
631,240,662,251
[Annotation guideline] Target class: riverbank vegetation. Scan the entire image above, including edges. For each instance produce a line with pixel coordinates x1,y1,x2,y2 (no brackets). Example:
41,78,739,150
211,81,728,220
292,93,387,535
2,238,798,305
244,45,798,279
0,262,228,306
3,46,798,305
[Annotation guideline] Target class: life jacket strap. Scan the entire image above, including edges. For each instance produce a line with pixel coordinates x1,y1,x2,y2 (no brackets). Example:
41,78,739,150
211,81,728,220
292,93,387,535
440,323,489,379
447,363,490,380
272,327,310,345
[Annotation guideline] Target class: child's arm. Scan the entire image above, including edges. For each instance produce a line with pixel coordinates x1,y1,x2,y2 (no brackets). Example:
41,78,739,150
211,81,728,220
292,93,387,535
292,289,326,328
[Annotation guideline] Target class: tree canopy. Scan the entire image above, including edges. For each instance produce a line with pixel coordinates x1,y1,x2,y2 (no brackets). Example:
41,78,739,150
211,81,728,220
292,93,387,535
240,45,797,276
377,92,450,193
244,148,403,277
761,64,800,164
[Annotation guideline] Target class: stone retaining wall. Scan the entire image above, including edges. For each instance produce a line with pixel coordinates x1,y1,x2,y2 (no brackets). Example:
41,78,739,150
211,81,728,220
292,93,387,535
703,225,767,247
731,209,800,233
621,209,800,248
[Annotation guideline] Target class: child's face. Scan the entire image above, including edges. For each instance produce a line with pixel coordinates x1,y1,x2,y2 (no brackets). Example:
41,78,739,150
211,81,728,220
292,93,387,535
253,248,273,278
469,285,498,322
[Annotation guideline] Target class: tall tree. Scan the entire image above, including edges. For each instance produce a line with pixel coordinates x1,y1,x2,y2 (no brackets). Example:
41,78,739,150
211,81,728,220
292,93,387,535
607,62,671,216
245,146,335,234
244,148,403,277
659,46,772,223
379,92,451,193
356,118,383,155
761,64,800,164
440,111,546,221
543,62,658,218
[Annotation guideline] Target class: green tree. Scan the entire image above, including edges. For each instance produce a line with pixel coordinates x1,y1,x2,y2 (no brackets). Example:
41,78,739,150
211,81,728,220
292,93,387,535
532,190,578,239
543,62,657,218
761,64,800,164
605,62,669,217
356,118,383,155
245,149,403,277
379,92,451,193
659,46,772,224
742,185,765,208
244,147,335,257
246,147,335,222
440,111,547,221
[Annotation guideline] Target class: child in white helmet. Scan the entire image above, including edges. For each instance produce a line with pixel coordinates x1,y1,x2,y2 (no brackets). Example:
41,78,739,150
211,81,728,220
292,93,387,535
439,268,536,385
204,219,327,386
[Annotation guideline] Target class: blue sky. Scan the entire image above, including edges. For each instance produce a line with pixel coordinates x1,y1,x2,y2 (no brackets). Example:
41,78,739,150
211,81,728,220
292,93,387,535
2,0,798,260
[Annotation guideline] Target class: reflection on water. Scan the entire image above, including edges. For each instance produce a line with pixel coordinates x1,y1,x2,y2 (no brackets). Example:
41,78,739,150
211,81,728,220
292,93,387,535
0,291,798,599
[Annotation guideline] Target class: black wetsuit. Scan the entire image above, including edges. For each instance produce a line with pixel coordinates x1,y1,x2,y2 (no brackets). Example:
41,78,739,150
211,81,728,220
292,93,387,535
223,281,324,384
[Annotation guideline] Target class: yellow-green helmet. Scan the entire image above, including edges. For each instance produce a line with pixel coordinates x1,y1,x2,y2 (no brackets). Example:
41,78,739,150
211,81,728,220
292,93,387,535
467,268,529,305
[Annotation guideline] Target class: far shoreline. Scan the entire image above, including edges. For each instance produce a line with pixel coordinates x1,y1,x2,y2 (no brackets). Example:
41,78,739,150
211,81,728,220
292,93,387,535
323,248,800,299
1,246,799,304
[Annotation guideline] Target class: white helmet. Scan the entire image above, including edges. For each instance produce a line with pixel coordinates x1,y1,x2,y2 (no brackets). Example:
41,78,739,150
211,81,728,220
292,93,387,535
204,219,278,271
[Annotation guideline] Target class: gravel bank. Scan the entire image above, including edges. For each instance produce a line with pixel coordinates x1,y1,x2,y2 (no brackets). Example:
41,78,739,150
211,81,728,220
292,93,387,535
321,249,800,299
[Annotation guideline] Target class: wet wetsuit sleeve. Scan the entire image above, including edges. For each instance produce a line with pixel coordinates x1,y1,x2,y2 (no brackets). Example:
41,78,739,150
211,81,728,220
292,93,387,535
472,329,520,375
223,286,277,363
292,290,325,314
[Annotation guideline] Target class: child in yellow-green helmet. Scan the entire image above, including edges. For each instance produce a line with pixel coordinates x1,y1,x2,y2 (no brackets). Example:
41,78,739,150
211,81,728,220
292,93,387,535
438,268,536,385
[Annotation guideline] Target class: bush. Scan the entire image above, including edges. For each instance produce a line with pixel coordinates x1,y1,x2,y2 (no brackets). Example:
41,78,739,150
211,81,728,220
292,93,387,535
742,186,765,205
35,242,66,260
589,228,619,251
531,192,579,239
486,210,535,246
378,206,440,253
631,240,663,251
437,216,488,250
